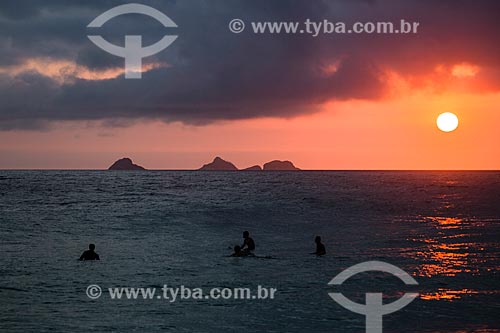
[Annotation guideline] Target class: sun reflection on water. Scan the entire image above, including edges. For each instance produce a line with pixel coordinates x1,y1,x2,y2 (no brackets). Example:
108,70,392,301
405,216,491,278
415,216,469,277
420,288,499,301
434,217,463,229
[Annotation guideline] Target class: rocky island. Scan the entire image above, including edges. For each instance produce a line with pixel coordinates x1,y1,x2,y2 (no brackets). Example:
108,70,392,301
198,157,238,171
108,158,146,170
263,160,300,171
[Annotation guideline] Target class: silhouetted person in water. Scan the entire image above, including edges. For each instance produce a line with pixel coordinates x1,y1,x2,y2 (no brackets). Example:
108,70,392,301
311,236,326,256
79,243,100,261
241,231,255,254
230,245,245,257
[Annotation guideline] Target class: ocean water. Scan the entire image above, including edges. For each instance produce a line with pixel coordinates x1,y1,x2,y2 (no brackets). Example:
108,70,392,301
0,171,499,332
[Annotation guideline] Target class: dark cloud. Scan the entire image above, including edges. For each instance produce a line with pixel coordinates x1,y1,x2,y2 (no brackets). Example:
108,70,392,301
0,0,499,130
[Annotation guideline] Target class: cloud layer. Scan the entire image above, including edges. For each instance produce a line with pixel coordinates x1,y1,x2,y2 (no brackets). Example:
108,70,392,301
0,0,499,130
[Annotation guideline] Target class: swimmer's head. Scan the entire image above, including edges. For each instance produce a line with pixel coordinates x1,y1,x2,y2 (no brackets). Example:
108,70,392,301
243,231,249,238
89,243,96,251
315,236,321,243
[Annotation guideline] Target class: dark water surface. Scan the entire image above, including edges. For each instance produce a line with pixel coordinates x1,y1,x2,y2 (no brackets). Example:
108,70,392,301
0,171,499,332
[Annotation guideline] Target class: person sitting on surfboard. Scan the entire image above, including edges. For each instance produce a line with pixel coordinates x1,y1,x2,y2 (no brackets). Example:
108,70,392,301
241,231,255,254
311,236,326,256
79,243,100,261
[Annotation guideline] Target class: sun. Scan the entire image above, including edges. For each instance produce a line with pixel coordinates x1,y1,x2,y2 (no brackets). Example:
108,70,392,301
436,112,459,132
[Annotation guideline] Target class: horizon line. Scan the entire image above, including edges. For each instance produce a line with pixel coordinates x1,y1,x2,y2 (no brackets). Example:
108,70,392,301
1,168,499,172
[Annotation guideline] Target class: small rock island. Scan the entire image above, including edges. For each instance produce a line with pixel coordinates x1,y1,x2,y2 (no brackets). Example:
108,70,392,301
263,160,300,171
108,157,146,170
198,157,238,171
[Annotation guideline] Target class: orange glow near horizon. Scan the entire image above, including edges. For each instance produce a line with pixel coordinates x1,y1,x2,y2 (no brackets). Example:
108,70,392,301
451,63,480,78
0,61,499,170
0,88,499,170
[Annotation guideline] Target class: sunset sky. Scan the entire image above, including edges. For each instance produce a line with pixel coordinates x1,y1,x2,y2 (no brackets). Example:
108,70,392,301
0,0,499,169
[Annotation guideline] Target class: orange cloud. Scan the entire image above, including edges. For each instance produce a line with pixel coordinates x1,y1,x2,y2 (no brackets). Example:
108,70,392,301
451,63,480,78
0,57,167,83
379,61,490,97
